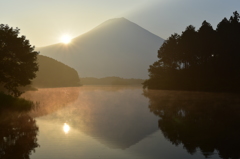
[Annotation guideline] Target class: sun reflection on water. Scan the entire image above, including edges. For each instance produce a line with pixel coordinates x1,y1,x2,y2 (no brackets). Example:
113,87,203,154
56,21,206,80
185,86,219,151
63,123,70,134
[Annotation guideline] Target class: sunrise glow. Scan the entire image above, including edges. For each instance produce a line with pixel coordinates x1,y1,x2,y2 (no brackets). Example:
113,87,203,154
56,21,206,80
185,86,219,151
63,123,70,134
60,34,72,44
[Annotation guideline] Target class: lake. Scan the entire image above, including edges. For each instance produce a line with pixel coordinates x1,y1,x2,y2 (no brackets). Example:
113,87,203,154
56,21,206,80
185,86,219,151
3,86,240,159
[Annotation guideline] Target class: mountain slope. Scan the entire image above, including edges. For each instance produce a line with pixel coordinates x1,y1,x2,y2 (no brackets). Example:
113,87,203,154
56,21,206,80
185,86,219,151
32,55,80,87
38,18,164,79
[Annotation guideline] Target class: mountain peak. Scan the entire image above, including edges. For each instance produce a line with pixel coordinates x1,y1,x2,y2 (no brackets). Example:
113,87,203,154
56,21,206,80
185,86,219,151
103,17,129,22
38,18,165,79
93,17,131,30
85,17,163,41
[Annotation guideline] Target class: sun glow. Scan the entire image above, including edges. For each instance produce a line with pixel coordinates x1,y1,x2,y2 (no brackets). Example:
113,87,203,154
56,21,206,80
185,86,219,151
60,34,72,44
63,123,70,134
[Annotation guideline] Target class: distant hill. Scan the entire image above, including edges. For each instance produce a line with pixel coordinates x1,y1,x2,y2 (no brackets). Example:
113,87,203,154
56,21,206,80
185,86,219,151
80,77,144,85
32,55,80,88
37,18,164,79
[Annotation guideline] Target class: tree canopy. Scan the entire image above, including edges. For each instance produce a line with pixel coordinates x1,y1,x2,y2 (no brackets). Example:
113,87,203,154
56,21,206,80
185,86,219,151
143,11,240,92
0,24,38,97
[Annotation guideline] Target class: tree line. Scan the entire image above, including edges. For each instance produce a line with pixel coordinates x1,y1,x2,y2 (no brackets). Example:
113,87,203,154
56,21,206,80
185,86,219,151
143,11,240,92
81,77,144,85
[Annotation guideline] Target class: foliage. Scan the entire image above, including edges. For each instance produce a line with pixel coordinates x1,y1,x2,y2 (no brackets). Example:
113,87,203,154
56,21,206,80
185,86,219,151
0,92,36,111
143,11,240,91
0,24,38,97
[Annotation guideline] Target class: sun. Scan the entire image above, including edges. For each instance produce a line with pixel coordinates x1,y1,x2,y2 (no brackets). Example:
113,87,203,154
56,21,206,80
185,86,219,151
63,123,70,134
60,34,72,44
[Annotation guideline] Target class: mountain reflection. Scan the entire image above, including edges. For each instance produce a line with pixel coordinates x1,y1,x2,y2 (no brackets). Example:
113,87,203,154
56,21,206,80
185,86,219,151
0,112,39,159
144,90,240,159
33,86,158,149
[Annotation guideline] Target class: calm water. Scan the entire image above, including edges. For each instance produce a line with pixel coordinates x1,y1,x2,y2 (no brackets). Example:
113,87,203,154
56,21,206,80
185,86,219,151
2,86,240,159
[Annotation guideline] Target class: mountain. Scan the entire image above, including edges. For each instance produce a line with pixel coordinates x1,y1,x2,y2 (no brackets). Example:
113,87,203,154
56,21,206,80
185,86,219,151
32,55,80,87
37,18,164,79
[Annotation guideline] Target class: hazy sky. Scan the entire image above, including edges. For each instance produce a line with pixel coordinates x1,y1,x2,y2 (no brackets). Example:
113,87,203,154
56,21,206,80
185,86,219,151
1,0,240,47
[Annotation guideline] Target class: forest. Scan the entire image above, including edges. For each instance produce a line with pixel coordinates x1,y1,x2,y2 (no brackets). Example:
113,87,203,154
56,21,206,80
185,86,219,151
143,11,240,92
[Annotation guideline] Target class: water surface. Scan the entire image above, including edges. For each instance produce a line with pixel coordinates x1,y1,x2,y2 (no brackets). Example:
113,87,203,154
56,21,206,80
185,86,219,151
16,86,240,158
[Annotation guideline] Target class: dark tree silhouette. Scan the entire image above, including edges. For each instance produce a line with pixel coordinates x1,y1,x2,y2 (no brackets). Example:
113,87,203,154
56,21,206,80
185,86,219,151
143,11,240,92
0,24,38,97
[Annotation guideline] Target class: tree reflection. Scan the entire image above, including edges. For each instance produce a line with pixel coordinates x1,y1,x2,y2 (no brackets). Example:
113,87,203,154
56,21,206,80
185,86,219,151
144,90,240,159
0,112,39,159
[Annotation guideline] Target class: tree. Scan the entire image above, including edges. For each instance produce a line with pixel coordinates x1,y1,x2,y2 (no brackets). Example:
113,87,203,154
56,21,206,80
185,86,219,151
197,20,216,65
178,25,198,69
0,24,38,97
144,11,240,91
158,33,181,69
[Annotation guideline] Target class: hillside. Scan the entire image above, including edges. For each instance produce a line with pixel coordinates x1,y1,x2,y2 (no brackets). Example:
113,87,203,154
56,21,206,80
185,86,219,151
32,55,80,88
37,18,164,79
80,77,144,85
